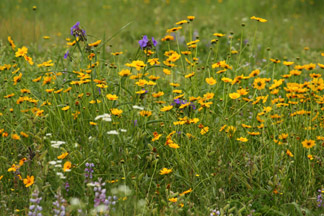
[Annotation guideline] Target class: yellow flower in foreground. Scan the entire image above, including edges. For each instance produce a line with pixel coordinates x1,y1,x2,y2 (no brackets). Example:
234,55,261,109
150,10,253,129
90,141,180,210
23,175,34,187
200,126,209,135
160,105,173,112
237,137,248,142
159,168,172,175
139,110,152,117
57,152,69,160
205,77,217,85
63,161,72,172
15,46,28,57
302,139,316,149
106,94,118,101
0,175,3,181
169,197,178,203
229,92,241,99
111,108,123,116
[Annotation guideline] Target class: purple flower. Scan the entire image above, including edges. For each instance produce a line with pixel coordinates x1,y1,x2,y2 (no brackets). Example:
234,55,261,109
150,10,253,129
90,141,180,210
152,37,157,46
64,50,69,59
70,21,86,40
138,35,157,49
70,22,80,36
139,35,149,48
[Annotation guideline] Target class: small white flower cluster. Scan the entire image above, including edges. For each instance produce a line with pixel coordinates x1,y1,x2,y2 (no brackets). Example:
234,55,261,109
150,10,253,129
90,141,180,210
107,129,127,135
95,113,112,121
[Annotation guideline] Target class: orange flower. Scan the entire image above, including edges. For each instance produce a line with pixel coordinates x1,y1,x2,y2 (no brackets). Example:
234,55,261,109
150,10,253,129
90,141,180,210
23,175,34,187
63,161,72,172
57,152,69,160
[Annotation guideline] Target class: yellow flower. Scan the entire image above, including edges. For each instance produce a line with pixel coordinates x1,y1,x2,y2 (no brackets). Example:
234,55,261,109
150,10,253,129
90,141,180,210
250,16,267,22
237,137,248,142
13,73,23,85
88,40,101,47
283,61,294,66
106,94,118,101
187,16,195,21
307,154,314,160
302,139,316,149
160,105,173,112
90,121,98,126
139,110,152,117
169,197,178,203
253,78,266,90
111,108,123,116
159,168,172,175
180,188,192,196
200,126,209,135
213,33,225,37
11,134,21,140
286,149,294,157
62,106,70,111
229,92,240,99
205,77,217,85
23,175,34,187
63,161,72,172
118,69,131,77
57,152,69,160
15,46,28,57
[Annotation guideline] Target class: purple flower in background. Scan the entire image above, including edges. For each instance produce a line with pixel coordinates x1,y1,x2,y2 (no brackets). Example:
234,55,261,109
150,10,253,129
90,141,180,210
64,50,69,59
138,35,157,49
139,35,149,48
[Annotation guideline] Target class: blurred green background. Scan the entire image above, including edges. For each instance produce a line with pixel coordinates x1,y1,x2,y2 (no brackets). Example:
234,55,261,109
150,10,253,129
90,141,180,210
1,0,324,54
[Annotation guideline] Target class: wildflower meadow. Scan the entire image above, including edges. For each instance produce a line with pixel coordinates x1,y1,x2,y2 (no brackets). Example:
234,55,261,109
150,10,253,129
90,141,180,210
1,0,324,215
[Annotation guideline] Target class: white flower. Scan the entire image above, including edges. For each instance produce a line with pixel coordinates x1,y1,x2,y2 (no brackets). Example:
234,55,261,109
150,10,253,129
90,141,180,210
70,198,81,206
46,133,52,137
107,130,119,135
95,113,112,122
120,129,127,133
48,161,57,165
50,141,66,148
56,172,66,179
87,182,96,187
55,164,62,168
132,105,144,110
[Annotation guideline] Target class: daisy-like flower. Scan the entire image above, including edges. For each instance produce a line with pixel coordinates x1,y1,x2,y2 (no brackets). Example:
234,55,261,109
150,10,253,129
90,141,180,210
107,130,119,135
57,152,69,160
229,92,241,99
95,113,112,122
23,175,35,187
159,168,172,175
63,161,72,172
139,110,152,117
106,94,118,101
160,105,173,112
111,108,123,116
51,141,66,148
302,139,316,149
237,137,248,142
205,77,217,85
